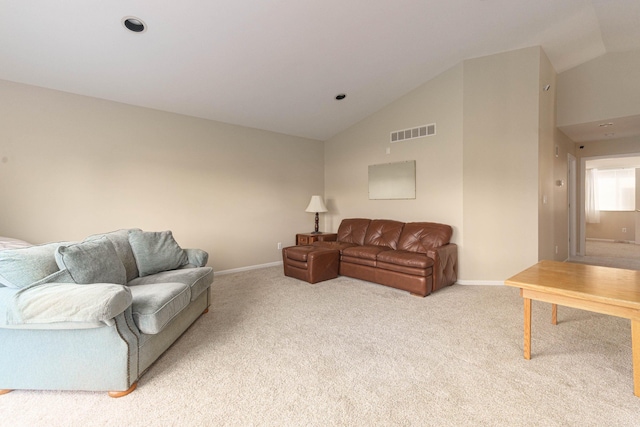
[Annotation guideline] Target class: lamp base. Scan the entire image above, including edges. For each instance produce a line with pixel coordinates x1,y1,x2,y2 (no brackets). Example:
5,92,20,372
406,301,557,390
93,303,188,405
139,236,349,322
310,231,322,234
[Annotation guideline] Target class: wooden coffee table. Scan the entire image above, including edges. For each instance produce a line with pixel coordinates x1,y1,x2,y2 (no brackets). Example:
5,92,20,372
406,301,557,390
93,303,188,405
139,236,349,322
505,260,640,397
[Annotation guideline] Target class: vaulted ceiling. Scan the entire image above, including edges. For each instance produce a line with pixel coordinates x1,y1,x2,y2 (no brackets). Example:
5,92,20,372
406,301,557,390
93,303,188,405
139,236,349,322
1,1,639,141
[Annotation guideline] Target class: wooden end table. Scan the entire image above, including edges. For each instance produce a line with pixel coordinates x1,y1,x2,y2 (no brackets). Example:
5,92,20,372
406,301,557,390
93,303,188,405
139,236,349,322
296,232,337,246
505,260,640,397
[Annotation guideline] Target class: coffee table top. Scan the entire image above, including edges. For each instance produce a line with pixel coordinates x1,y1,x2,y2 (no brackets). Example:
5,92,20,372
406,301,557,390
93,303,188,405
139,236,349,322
505,260,640,310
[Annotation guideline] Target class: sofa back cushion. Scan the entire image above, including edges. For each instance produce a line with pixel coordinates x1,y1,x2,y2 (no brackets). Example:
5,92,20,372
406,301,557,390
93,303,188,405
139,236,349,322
397,222,453,253
336,218,371,245
364,220,405,249
128,230,189,277
55,237,127,285
86,229,140,282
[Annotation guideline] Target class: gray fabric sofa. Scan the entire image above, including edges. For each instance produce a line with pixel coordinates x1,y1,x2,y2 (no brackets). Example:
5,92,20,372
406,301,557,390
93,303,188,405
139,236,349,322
0,229,213,397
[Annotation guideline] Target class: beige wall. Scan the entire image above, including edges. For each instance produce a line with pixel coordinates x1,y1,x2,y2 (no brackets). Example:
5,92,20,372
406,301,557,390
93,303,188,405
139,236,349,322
538,50,576,262
0,80,324,272
325,46,567,282
557,48,640,127
538,50,557,261
324,63,464,247
586,211,635,242
462,47,541,281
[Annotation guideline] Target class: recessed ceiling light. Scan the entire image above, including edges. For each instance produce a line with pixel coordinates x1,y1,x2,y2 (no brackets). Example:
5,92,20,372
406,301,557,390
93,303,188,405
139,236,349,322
335,94,346,100
122,16,147,33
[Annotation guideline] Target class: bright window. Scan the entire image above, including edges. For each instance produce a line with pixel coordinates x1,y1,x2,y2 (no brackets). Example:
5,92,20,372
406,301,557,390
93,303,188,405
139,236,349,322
595,168,635,211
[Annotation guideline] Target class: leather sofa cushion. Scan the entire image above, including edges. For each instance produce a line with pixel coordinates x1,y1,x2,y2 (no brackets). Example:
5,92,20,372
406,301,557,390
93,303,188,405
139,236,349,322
283,245,317,262
377,261,432,277
341,244,392,267
397,222,452,253
311,241,357,253
336,218,371,245
363,220,404,249
377,250,434,277
342,245,391,261
129,282,190,334
341,256,376,267
377,250,435,269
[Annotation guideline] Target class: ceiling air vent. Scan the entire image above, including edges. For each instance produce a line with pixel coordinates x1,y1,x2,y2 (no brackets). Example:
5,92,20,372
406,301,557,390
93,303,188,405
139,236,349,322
390,123,436,143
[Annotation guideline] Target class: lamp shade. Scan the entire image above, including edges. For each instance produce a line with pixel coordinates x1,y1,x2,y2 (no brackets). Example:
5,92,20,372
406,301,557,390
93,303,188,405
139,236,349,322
305,195,328,213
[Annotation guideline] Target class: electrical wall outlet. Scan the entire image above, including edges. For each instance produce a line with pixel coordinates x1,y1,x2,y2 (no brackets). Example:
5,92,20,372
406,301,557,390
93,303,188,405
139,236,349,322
277,242,282,250
623,228,627,233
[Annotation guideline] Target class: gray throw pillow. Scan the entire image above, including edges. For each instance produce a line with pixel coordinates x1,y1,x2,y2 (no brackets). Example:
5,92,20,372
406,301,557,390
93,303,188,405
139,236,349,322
85,228,141,282
0,242,68,289
55,237,127,285
128,230,188,277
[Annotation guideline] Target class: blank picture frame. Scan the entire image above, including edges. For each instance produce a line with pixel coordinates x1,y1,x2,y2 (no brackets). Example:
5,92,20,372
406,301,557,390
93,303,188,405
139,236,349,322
368,160,416,200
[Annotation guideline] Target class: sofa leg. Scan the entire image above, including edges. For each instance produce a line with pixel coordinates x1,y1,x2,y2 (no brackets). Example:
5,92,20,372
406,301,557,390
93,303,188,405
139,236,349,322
108,382,137,398
203,308,209,314
0,389,13,395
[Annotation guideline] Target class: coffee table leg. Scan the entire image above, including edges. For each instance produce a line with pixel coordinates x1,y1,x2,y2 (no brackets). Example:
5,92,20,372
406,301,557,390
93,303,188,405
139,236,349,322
524,297,531,360
551,304,557,325
632,319,640,397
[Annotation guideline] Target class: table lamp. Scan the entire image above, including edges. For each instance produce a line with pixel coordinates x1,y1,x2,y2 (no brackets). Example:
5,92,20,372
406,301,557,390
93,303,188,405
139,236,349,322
305,195,328,234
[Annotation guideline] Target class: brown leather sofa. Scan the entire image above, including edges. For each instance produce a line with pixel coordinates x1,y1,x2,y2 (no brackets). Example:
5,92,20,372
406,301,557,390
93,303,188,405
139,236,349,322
307,218,458,296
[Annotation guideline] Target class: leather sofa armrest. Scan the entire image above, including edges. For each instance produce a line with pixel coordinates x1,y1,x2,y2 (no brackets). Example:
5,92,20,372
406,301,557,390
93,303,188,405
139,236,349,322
427,243,458,291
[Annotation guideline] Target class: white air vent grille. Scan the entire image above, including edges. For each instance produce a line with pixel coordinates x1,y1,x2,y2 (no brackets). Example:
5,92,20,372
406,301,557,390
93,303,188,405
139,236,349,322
390,123,436,143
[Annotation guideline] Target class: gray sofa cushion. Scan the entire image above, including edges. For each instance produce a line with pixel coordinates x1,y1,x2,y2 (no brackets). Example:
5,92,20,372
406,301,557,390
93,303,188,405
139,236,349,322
129,230,188,277
55,237,126,285
86,229,140,282
129,282,191,334
128,266,213,301
0,242,69,289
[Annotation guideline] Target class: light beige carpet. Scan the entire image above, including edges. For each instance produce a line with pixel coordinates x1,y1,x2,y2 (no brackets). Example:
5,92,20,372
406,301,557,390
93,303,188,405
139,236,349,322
1,266,640,426
570,240,640,270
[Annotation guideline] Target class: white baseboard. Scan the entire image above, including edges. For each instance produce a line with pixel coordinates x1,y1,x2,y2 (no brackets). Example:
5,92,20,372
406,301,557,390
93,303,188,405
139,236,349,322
586,237,635,244
215,261,283,276
456,280,505,286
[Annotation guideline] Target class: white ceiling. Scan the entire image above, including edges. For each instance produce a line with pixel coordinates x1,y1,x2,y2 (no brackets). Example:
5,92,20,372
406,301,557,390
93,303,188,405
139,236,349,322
1,0,639,141
559,114,640,143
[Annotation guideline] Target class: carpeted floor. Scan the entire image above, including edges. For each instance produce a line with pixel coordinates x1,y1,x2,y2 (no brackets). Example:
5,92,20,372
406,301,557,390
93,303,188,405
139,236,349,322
586,240,640,259
1,266,640,426
569,240,640,270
